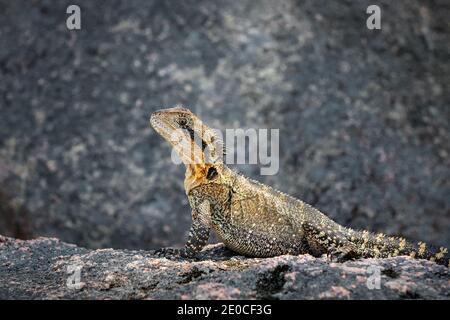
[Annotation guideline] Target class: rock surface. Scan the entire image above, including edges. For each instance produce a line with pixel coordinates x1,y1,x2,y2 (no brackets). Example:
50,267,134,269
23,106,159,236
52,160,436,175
0,1,449,251
0,236,448,300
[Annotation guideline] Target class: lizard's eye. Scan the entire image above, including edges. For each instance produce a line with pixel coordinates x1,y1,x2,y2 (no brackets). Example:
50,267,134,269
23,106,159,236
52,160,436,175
206,167,218,180
177,117,189,128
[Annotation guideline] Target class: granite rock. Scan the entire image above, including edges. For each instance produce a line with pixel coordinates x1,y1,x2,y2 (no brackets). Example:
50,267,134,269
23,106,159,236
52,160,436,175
0,236,448,299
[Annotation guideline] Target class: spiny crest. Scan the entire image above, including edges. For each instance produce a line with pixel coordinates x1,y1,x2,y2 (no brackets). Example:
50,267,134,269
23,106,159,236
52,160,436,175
207,133,227,162
434,247,448,260
418,241,427,257
375,233,385,242
398,238,406,251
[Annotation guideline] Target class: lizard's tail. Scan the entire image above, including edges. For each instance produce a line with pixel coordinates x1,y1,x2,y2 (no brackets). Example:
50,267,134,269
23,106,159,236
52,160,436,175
349,230,449,267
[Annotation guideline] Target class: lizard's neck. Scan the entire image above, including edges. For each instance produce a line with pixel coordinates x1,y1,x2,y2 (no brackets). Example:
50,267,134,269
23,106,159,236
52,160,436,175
179,124,226,195
184,164,208,195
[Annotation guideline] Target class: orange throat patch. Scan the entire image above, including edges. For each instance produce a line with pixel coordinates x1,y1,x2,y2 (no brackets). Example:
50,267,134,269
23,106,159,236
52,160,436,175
184,164,213,195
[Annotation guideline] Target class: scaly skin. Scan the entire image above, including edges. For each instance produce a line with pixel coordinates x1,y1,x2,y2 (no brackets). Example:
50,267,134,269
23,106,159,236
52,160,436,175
150,106,449,266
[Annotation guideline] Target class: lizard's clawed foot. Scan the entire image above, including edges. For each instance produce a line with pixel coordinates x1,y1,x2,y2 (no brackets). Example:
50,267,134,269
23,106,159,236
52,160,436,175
327,246,359,263
154,247,198,260
154,247,180,259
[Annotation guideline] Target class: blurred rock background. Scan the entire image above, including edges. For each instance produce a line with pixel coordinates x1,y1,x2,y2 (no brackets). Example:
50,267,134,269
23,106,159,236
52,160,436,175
0,0,448,250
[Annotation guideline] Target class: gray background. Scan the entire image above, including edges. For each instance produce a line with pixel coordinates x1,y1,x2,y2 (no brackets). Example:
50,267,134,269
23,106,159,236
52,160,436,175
0,0,449,250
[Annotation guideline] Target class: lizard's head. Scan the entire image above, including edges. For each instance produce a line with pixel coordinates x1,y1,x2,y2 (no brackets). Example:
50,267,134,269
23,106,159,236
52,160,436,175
150,106,227,192
150,106,205,165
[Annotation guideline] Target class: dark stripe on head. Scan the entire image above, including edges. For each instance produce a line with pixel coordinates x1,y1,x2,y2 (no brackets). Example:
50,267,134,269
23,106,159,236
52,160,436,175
186,127,208,151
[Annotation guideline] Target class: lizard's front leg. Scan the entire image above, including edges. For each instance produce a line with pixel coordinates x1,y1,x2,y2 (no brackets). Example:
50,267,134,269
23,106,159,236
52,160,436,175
183,217,210,257
183,198,212,257
156,203,211,259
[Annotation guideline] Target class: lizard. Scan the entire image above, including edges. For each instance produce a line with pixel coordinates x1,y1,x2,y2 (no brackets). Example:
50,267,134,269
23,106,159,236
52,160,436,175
150,106,449,267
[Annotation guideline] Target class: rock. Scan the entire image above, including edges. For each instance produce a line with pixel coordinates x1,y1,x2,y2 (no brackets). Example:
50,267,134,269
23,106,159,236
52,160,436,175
0,236,448,299
0,1,449,251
